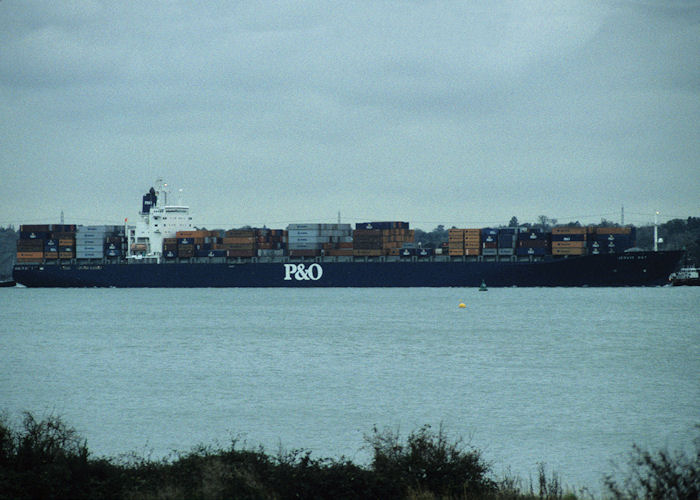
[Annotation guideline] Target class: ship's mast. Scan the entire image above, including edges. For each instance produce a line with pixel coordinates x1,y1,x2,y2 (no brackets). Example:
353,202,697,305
621,205,624,226
654,210,659,252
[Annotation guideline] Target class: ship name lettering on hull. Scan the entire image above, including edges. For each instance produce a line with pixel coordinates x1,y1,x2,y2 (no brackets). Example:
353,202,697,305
283,263,323,281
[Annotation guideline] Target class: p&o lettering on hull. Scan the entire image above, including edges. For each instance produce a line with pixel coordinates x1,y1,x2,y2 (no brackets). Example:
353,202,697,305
283,263,323,281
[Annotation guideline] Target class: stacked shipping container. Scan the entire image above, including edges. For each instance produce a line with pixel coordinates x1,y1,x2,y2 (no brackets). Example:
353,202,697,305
516,229,549,256
218,229,256,257
353,222,414,256
16,224,126,262
448,229,481,256
551,227,588,256
16,220,638,263
76,225,124,259
497,228,517,256
588,227,635,254
481,228,499,256
53,225,76,260
16,225,53,262
256,229,286,257
287,224,353,257
164,228,288,259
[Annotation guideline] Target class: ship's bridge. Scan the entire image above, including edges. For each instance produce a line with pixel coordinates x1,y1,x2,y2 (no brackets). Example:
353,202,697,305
127,181,194,261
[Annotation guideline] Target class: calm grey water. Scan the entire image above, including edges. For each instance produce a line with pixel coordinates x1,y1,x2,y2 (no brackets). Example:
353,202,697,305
1,287,698,493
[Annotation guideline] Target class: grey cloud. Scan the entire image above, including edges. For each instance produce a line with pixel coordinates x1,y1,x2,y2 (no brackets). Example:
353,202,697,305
0,0,698,229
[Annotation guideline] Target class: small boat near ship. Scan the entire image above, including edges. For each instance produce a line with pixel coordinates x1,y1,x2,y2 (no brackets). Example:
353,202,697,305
668,266,700,286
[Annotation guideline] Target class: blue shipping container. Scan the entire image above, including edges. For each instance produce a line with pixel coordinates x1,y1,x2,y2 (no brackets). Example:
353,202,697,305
552,234,586,242
195,249,228,258
20,231,50,240
516,247,548,256
498,235,515,247
520,231,547,240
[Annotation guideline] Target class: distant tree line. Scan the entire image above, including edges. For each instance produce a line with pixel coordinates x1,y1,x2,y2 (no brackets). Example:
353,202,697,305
0,227,19,280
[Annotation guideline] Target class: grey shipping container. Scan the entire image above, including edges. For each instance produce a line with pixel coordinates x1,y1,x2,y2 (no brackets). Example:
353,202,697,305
287,242,325,250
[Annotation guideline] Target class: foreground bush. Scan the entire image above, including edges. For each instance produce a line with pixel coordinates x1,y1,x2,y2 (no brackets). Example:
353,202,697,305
365,424,495,498
603,431,699,500
1,412,697,499
0,412,122,499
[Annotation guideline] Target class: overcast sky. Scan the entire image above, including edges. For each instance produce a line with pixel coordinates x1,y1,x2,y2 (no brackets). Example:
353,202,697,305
1,1,698,231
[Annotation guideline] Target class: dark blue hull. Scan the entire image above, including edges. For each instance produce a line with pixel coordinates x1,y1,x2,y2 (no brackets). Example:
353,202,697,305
13,251,683,287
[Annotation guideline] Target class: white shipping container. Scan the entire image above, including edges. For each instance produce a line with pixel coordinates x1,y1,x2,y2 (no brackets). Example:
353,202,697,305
287,223,323,230
258,249,285,257
287,229,322,237
287,236,330,243
75,240,105,247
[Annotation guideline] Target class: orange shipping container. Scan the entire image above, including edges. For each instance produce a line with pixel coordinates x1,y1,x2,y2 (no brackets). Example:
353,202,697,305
227,250,256,257
16,251,43,259
218,243,255,251
353,249,383,256
552,226,588,235
327,249,354,256
176,230,210,238
552,248,587,255
222,237,255,244
594,226,632,235
552,241,586,248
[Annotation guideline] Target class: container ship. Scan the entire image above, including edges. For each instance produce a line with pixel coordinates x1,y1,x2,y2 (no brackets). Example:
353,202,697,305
12,181,683,288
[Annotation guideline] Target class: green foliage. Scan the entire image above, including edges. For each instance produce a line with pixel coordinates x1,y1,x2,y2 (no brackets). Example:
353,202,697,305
414,225,449,248
636,216,700,262
365,424,495,499
0,227,18,280
1,412,697,500
0,411,121,500
604,432,700,500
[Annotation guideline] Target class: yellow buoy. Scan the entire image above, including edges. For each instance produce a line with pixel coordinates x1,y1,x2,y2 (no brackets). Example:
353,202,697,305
458,302,466,308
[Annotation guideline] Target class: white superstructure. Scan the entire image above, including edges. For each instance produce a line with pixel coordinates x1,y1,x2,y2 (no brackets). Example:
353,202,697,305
126,179,193,262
